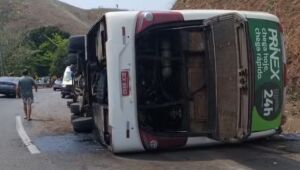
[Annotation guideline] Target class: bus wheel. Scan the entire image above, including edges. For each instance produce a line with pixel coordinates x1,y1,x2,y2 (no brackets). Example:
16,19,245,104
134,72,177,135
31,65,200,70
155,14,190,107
67,101,73,108
70,103,80,115
71,115,93,133
72,95,78,103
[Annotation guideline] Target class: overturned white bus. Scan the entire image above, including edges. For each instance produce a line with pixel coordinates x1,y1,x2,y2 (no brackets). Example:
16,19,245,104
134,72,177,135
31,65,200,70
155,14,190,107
69,10,287,153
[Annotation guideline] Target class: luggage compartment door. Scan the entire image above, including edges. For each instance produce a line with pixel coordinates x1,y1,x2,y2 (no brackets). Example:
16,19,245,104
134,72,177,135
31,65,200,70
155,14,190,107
204,13,250,141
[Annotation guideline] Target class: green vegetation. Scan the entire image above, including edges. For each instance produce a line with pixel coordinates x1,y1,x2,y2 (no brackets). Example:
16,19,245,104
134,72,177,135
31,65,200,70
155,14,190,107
0,26,70,78
0,0,115,78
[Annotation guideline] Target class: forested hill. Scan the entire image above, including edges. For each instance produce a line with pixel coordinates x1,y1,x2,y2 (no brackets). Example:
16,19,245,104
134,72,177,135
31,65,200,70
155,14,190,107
0,0,116,77
0,0,114,34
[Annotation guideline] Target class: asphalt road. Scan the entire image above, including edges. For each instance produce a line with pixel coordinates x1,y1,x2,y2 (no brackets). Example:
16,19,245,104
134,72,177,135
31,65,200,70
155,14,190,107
0,88,300,170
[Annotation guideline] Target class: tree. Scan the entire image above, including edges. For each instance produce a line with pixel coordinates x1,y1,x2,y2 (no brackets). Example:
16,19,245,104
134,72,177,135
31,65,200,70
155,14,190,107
0,26,70,77
26,27,70,77
48,33,69,77
0,29,31,76
26,26,69,48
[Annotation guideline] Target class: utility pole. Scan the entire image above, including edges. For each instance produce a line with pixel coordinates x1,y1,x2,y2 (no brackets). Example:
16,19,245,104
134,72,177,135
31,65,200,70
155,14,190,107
0,42,7,76
0,50,4,76
0,32,7,76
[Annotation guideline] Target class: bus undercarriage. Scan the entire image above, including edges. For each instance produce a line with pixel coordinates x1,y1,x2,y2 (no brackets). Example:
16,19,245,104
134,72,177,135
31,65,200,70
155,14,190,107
136,23,211,136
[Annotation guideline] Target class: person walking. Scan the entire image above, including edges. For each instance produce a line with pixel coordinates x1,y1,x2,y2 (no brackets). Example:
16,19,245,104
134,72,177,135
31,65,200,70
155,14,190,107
17,69,37,121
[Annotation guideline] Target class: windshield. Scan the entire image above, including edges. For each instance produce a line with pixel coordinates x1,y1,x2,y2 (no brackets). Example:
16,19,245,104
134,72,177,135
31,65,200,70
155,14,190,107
63,71,72,81
0,77,19,83
55,80,62,84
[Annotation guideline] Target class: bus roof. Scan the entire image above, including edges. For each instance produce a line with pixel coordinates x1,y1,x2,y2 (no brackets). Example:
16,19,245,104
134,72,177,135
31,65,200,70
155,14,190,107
177,10,279,22
104,10,279,23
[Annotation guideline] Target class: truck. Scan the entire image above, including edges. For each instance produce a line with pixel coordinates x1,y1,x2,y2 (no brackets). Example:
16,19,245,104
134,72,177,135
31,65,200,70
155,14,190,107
68,10,287,153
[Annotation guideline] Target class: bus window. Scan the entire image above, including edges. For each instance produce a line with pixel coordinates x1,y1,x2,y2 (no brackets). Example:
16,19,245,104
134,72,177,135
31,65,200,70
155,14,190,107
97,22,107,63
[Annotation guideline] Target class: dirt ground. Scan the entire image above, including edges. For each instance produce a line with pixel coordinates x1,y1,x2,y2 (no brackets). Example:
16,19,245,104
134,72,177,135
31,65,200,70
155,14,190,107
283,99,300,133
26,88,73,136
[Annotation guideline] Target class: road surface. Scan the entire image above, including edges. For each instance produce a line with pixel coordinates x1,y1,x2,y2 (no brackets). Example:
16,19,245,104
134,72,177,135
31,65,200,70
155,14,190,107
0,89,300,170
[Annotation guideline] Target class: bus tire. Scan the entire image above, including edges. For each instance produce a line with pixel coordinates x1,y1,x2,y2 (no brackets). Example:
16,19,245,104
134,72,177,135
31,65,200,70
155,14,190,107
67,101,73,107
71,116,93,133
71,114,79,121
72,95,78,103
70,103,80,115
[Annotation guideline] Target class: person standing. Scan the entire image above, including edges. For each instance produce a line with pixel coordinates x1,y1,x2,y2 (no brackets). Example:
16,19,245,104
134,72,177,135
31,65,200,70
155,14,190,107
17,69,37,121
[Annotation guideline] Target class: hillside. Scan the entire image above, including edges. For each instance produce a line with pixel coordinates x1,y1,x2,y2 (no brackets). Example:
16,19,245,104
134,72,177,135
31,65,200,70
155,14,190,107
173,0,300,132
0,0,113,34
173,0,300,87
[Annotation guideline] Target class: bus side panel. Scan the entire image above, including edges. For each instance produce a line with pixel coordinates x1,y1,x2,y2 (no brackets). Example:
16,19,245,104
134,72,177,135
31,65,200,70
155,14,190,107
105,12,145,153
248,19,284,132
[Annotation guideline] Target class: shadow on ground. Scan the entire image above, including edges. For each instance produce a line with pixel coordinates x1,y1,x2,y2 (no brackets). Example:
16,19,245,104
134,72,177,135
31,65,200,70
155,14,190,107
34,133,105,153
115,134,300,170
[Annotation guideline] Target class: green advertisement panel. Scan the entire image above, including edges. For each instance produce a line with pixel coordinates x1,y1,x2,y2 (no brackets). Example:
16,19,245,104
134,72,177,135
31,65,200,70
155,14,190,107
248,19,284,132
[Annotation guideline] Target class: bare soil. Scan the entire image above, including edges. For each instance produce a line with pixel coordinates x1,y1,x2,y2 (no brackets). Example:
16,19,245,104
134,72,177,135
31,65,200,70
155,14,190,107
173,0,300,133
283,97,300,133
